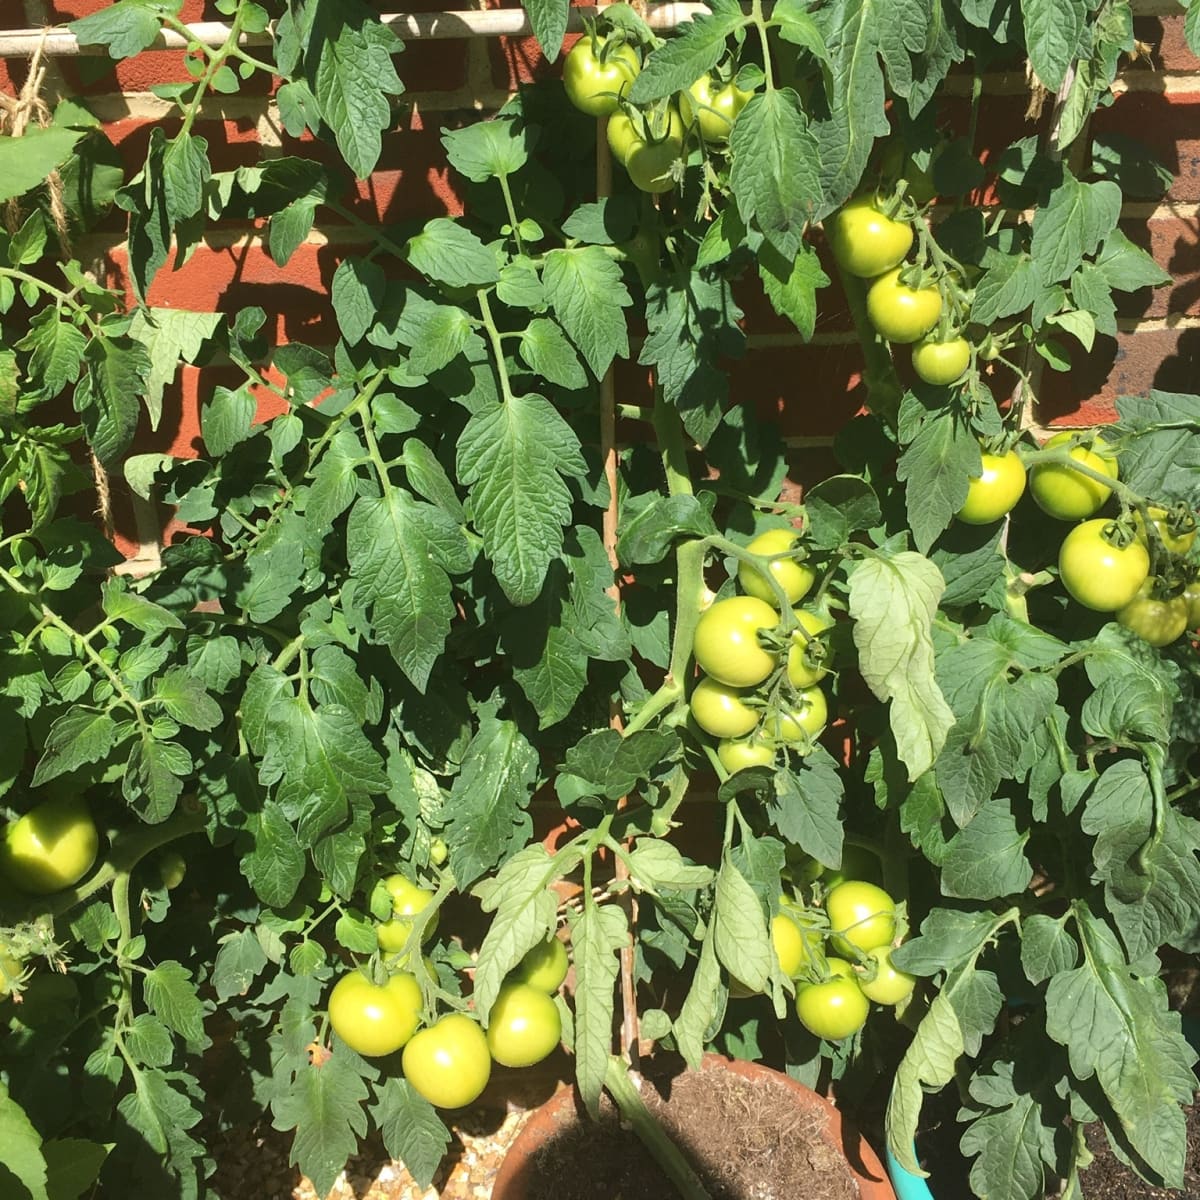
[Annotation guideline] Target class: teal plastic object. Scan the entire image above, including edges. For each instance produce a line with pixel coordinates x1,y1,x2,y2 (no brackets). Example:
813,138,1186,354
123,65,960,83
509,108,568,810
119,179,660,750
886,1142,934,1200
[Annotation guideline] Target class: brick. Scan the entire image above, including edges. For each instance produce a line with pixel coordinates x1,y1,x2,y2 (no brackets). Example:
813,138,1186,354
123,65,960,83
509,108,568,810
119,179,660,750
1132,14,1200,74
739,344,869,438
398,40,470,95
1091,89,1200,204
1037,325,1200,425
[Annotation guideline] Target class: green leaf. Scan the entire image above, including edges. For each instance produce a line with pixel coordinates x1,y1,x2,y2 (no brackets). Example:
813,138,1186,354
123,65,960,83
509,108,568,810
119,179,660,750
1045,908,1197,1186
626,841,715,892
69,0,166,59
1020,914,1078,986
73,335,150,465
518,318,588,390
151,668,222,731
1094,228,1171,292
896,405,979,553
123,733,191,822
628,0,746,103
31,709,118,786
0,1083,49,1200
443,710,539,887
346,489,472,690
211,929,270,1000
729,90,821,248
763,749,844,867
307,429,365,528
1022,0,1087,89
541,246,631,379
143,961,208,1045
127,308,221,427
243,800,306,907
116,1069,204,1179
758,243,829,340
971,254,1041,325
848,550,954,780
713,857,772,994
673,924,722,1069
456,393,586,606
373,1080,450,1191
522,0,570,59
571,902,627,1118
331,257,386,345
0,128,82,203
442,117,529,183
271,1054,370,1199
162,133,211,229
561,730,678,802
617,493,718,566
8,212,47,267
387,294,483,376
1030,172,1122,285
41,1138,111,1200
308,0,405,178
940,798,1033,900
406,219,500,289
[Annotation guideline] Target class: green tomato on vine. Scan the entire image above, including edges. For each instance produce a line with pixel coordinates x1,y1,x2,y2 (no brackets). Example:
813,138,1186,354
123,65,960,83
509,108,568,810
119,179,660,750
562,35,639,117
827,196,914,279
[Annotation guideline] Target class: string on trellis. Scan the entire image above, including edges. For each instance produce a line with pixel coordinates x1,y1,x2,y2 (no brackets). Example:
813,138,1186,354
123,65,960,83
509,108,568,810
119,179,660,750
0,30,115,544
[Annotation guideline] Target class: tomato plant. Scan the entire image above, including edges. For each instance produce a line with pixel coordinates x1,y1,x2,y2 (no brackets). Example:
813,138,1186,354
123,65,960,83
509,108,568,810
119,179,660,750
0,2,1196,1198
402,1015,493,1109
485,981,562,1067
1059,520,1150,613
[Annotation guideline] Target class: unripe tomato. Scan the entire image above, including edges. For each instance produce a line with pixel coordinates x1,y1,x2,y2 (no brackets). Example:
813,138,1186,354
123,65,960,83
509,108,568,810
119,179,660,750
624,106,685,194
0,796,99,894
771,911,823,979
825,881,896,957
1030,432,1119,520
429,837,449,867
377,875,438,953
738,528,815,607
328,971,422,1058
562,37,639,117
956,450,1027,525
606,112,639,166
783,847,824,886
786,608,834,688
1116,581,1189,647
716,737,774,773
679,74,752,143
856,945,915,1005
866,269,943,344
693,596,779,687
1184,580,1200,628
402,1014,492,1108
515,935,569,992
1059,520,1150,613
158,850,187,890
690,676,760,739
764,687,828,745
826,196,914,279
1133,506,1197,556
795,959,869,1039
486,982,562,1067
911,335,971,386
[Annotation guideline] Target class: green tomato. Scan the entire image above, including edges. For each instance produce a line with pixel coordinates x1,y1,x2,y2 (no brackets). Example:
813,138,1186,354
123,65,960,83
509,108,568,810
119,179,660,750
786,608,834,688
783,846,825,886
771,911,823,979
679,74,752,143
1184,580,1200,628
693,596,779,688
158,850,187,890
514,936,569,992
623,106,685,194
0,797,99,894
1059,520,1150,613
1117,581,1189,647
328,970,422,1058
486,982,562,1068
856,945,916,1006
826,196,914,279
764,687,828,745
825,881,896,958
402,1014,492,1108
606,111,639,166
956,449,1027,525
866,268,943,344
562,36,639,117
911,335,971,386
1030,431,1119,520
1133,506,1197,556
690,675,760,739
377,874,439,952
795,959,869,1039
738,528,815,607
429,837,449,867
0,952,23,999
716,737,775,774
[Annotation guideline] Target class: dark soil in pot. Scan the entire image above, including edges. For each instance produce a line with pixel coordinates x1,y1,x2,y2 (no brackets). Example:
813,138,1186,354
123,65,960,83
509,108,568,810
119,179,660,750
520,1066,861,1200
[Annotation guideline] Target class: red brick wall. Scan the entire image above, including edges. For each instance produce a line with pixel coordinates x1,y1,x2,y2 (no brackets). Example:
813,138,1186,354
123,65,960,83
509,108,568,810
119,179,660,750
3,0,1198,555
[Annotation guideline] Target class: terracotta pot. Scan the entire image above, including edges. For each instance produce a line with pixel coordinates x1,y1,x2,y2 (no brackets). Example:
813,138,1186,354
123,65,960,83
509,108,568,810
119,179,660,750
493,1052,896,1200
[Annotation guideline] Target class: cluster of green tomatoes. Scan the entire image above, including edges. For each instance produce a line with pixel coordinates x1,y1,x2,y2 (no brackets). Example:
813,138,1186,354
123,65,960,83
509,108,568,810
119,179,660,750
562,30,750,192
956,431,1200,645
689,529,833,771
326,873,568,1110
827,195,971,385
748,856,914,1041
